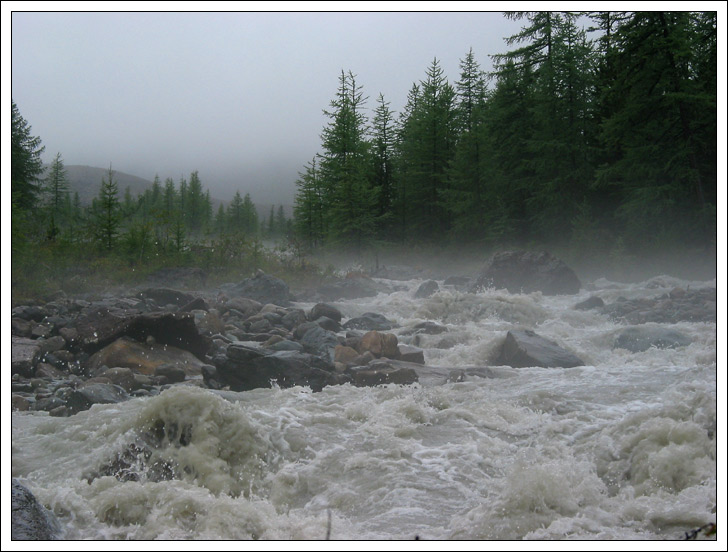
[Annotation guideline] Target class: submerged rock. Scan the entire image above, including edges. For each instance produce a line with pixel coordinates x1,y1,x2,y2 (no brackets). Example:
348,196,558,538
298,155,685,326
601,287,716,324
496,329,584,368
470,250,581,295
613,326,692,353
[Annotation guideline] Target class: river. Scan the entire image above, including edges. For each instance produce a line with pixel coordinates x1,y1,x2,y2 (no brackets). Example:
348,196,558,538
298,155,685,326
10,272,718,541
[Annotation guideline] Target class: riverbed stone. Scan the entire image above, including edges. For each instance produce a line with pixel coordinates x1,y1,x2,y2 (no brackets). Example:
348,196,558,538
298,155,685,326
343,312,394,331
309,303,343,323
87,336,207,377
66,383,129,413
348,359,418,387
496,329,584,368
230,271,292,307
12,336,41,377
470,250,581,295
414,280,440,299
613,326,692,353
11,479,61,540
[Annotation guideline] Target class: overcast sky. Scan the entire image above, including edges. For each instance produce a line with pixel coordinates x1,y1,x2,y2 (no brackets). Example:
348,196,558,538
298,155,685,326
7,4,535,205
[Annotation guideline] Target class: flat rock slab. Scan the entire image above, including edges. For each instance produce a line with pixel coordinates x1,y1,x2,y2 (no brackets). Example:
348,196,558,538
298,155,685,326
496,329,584,368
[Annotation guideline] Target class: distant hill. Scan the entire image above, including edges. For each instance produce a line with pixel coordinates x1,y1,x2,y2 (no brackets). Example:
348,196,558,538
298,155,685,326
46,165,155,205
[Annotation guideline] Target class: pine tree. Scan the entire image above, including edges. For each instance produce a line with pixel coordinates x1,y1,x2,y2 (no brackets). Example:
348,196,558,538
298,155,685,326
93,165,121,251
11,100,46,211
294,156,326,248
318,70,377,248
396,59,456,240
370,93,397,237
42,152,69,241
186,170,205,233
447,49,489,239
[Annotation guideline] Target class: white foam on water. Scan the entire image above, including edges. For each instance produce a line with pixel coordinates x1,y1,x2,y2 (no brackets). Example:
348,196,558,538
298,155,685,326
11,274,717,541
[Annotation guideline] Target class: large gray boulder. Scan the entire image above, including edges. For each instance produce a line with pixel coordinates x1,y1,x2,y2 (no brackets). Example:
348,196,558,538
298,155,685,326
470,250,581,295
496,329,584,368
11,479,61,540
72,310,211,360
230,271,292,307
213,349,340,392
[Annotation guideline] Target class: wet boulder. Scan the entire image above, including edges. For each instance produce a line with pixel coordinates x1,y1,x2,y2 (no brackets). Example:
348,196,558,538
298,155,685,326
414,280,440,299
230,271,292,307
357,331,400,359
11,479,61,540
224,296,264,318
214,349,340,392
314,275,383,301
12,337,41,377
86,336,208,377
66,382,129,414
299,325,341,361
137,287,196,309
613,326,692,353
470,250,581,296
496,329,584,368
343,312,395,332
308,303,343,323
397,344,426,364
347,359,418,387
72,309,211,360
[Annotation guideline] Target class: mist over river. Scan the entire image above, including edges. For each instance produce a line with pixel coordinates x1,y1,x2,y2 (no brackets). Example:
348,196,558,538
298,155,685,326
10,271,717,541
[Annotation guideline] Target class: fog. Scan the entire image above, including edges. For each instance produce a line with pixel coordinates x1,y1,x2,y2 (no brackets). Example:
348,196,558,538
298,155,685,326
9,8,526,205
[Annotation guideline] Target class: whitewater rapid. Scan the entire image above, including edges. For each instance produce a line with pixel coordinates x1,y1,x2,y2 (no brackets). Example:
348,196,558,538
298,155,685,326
10,274,718,540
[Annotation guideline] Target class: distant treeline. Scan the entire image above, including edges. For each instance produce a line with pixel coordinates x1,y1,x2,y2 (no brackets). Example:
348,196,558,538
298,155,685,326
293,12,717,257
11,105,291,264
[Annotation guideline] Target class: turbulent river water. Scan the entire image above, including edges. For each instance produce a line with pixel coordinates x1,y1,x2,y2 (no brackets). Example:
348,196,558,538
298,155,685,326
10,273,718,541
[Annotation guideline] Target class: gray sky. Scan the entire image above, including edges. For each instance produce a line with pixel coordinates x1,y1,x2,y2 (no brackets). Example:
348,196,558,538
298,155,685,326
8,5,532,205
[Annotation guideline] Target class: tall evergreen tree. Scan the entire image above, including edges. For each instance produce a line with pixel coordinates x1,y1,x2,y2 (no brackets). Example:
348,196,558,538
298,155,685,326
370,93,397,237
447,49,489,239
294,156,326,248
93,165,121,251
42,152,69,241
318,70,377,248
11,100,46,211
396,59,456,240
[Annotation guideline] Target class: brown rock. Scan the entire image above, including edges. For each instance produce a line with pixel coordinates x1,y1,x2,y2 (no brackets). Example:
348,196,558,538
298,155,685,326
87,337,207,376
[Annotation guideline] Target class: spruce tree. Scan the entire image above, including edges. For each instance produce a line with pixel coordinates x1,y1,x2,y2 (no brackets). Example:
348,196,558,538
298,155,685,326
11,100,46,211
43,152,69,241
93,165,121,251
